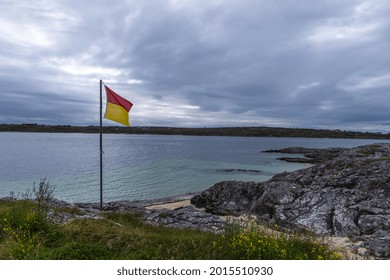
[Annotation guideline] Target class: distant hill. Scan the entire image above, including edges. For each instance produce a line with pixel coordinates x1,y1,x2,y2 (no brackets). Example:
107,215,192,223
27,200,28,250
0,123,389,139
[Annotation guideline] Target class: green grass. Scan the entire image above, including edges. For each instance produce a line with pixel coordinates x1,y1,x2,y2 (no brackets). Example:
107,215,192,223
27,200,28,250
0,200,342,260
216,222,341,260
364,156,390,164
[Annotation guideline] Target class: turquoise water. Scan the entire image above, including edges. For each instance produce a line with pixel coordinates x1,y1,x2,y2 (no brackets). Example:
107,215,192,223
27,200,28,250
0,132,388,202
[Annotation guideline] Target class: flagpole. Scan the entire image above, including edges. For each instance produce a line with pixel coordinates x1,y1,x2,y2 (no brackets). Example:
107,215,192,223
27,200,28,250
99,79,103,211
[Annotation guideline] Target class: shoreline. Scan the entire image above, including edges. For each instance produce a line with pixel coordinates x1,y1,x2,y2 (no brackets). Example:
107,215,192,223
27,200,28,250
3,143,389,259
50,193,371,259
145,199,192,210
1,124,389,140
104,192,199,210
0,192,370,259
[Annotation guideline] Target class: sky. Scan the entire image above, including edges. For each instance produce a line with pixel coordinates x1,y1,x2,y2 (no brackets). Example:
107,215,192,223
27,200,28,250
0,0,390,132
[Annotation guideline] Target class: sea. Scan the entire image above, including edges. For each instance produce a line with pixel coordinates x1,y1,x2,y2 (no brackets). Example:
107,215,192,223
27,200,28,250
0,132,389,203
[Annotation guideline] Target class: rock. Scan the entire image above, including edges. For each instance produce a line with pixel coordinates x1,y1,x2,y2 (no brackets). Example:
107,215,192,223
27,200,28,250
362,230,390,258
194,143,390,258
276,157,313,163
142,205,225,233
72,195,226,233
216,169,273,175
191,181,262,215
358,214,390,235
264,146,346,163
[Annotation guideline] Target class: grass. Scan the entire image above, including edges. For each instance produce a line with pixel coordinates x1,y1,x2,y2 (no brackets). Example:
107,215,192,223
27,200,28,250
0,180,342,260
216,221,342,260
0,199,342,260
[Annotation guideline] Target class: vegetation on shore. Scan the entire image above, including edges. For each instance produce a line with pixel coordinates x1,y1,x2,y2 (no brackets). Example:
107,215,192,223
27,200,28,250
0,181,342,260
1,123,389,139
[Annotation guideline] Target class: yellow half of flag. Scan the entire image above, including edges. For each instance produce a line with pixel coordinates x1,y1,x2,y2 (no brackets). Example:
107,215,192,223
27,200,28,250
105,102,130,126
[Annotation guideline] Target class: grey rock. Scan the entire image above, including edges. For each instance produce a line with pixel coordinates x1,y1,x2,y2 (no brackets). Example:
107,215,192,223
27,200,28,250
264,146,347,163
193,143,390,258
61,195,225,233
191,181,262,215
363,230,390,258
142,206,225,233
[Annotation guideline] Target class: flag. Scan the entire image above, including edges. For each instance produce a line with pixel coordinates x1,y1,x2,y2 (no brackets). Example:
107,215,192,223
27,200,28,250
104,85,133,126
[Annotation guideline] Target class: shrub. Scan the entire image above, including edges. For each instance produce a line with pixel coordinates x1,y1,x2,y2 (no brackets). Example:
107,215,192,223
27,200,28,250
32,178,55,216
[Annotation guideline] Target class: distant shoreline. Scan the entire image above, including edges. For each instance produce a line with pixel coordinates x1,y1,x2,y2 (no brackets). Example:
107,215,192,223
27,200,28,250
1,123,389,140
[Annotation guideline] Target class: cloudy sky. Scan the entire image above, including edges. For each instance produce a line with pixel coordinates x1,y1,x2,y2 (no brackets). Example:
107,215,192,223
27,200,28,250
1,0,389,131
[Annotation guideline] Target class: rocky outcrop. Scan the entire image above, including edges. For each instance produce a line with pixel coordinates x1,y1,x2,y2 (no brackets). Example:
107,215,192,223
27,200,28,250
191,181,262,215
216,169,273,175
45,194,225,233
22,144,389,258
142,206,225,232
263,146,346,163
191,143,390,258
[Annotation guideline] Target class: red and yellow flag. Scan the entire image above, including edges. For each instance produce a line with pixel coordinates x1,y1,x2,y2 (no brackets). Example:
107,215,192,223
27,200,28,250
104,85,133,126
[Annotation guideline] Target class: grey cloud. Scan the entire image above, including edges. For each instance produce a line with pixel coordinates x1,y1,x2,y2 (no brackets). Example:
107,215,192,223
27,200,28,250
0,0,389,131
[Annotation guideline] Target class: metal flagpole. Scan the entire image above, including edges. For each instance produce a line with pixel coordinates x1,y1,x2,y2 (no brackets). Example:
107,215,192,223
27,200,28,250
99,79,103,211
